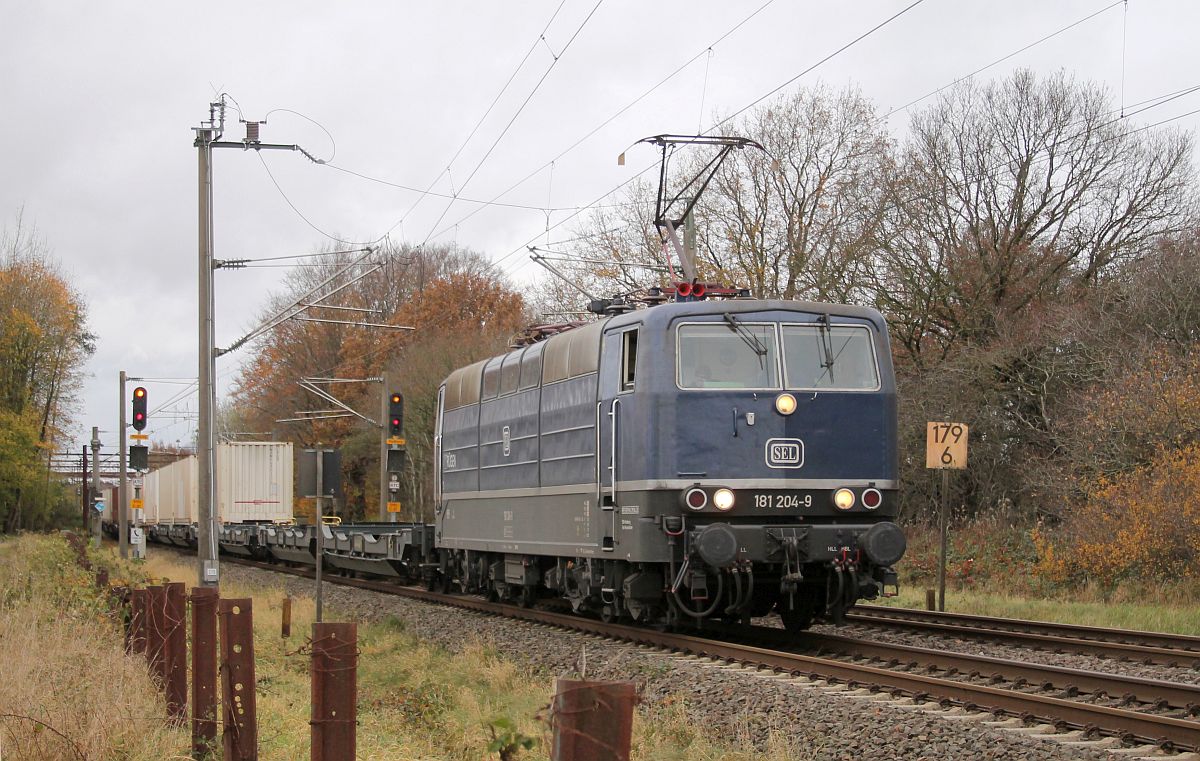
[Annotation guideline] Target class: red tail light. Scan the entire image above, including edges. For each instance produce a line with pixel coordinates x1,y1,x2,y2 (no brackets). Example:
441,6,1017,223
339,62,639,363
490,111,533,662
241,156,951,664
683,487,707,510
862,488,882,510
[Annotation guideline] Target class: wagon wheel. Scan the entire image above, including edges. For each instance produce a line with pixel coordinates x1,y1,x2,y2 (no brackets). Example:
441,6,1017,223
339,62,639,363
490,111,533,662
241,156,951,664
517,585,536,608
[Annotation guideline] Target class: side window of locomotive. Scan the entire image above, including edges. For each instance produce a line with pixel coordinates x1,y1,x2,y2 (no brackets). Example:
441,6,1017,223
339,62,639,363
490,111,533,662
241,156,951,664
620,329,638,392
542,334,569,384
481,357,502,400
782,324,880,390
520,343,543,390
499,351,521,396
677,323,780,389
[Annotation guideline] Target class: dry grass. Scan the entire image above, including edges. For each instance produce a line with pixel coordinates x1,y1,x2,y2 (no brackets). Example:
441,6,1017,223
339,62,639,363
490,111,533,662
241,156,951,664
876,584,1200,634
0,534,189,760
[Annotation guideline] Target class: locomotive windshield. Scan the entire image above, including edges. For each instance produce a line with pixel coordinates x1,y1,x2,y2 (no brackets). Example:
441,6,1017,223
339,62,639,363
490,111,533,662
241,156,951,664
782,324,880,390
677,323,780,389
677,321,880,391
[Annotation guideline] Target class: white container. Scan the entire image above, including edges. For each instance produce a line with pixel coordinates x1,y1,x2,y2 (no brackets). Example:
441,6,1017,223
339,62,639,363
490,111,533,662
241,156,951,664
150,455,197,524
134,442,294,525
217,442,293,523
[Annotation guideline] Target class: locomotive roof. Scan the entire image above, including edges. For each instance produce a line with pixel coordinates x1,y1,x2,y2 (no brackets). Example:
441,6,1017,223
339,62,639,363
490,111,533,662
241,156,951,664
439,299,887,404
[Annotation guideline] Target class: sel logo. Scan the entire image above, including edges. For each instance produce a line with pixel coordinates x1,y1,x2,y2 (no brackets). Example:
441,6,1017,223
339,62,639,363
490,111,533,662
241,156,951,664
765,438,804,468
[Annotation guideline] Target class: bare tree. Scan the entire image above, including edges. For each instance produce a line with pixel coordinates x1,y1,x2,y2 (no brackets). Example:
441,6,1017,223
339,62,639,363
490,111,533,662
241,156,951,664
873,69,1195,365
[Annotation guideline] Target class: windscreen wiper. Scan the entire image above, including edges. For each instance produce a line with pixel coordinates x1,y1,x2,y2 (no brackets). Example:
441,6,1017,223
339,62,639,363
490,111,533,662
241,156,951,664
723,313,768,367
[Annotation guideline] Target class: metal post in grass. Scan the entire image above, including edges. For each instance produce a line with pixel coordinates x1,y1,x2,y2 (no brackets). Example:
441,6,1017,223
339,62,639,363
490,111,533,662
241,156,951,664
310,622,357,761
146,584,167,683
551,679,637,761
164,582,188,721
218,598,257,761
191,586,219,758
282,595,292,638
130,588,147,655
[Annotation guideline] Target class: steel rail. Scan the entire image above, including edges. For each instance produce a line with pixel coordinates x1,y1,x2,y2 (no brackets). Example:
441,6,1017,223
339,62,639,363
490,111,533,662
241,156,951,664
745,628,1200,713
192,552,1200,752
848,607,1200,668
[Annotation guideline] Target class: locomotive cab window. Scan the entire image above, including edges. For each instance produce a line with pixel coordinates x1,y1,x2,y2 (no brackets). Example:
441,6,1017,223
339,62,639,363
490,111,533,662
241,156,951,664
620,329,638,392
782,324,880,391
677,323,779,389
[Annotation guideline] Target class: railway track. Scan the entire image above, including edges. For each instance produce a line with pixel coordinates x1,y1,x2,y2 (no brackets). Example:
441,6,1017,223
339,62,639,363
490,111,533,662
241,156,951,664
182,552,1200,753
848,606,1200,669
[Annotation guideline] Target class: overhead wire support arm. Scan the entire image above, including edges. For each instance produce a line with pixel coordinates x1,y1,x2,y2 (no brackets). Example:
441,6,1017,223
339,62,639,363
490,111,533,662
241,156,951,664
293,316,415,330
299,303,382,314
297,379,379,427
275,413,355,424
529,248,598,301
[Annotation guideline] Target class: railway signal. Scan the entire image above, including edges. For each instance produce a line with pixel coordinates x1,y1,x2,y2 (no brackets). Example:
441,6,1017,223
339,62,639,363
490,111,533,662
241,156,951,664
388,392,403,438
132,386,148,431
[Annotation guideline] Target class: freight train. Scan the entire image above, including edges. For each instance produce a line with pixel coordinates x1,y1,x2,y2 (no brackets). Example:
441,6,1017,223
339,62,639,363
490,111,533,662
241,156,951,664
136,297,906,632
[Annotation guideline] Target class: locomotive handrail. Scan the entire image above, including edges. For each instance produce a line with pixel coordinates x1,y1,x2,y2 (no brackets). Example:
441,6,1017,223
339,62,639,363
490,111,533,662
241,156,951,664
594,401,603,509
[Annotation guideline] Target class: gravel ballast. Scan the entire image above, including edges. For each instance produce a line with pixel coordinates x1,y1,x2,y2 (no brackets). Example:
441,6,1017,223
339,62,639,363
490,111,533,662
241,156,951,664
219,563,1182,760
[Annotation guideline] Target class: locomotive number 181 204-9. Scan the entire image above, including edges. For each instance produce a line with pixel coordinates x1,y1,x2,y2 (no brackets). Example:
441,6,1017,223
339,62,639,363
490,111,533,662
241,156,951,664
752,492,813,510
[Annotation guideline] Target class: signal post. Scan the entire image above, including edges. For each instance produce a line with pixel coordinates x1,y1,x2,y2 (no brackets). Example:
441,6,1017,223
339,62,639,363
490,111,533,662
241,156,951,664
119,371,128,558
383,385,405,523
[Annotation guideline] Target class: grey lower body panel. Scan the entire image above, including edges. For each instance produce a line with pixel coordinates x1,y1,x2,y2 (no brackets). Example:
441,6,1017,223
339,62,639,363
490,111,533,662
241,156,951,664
323,553,401,577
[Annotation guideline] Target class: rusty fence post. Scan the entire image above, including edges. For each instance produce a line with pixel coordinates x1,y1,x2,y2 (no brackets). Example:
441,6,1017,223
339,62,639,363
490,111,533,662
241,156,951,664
925,589,937,611
311,622,357,761
130,588,148,655
550,679,638,761
219,598,257,761
164,582,188,722
146,585,167,684
191,587,219,758
282,596,292,638
114,586,132,650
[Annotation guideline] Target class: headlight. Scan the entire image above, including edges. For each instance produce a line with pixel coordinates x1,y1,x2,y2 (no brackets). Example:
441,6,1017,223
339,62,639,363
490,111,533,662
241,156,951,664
833,488,855,510
775,393,797,415
713,488,735,511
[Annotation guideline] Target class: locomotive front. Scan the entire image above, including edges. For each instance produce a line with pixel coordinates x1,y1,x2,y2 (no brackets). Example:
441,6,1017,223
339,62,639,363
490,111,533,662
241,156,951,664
621,300,906,630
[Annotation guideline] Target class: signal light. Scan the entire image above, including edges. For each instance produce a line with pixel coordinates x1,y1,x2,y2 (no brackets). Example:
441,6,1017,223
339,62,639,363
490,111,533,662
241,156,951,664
132,386,148,431
388,392,403,437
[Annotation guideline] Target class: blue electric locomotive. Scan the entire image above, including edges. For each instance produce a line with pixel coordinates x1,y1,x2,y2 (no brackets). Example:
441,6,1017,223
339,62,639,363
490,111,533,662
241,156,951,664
434,297,905,630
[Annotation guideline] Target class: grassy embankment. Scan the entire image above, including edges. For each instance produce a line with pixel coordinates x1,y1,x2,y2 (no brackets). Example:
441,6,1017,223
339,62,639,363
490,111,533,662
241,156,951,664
0,534,187,760
892,517,1200,634
0,534,809,761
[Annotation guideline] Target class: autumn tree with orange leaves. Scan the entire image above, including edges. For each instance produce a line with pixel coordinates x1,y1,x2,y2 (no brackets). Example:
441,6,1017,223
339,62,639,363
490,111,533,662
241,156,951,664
230,243,527,520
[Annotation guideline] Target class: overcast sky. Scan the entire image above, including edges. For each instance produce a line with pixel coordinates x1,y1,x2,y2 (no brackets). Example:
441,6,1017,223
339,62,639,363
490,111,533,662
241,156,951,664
4,0,1198,452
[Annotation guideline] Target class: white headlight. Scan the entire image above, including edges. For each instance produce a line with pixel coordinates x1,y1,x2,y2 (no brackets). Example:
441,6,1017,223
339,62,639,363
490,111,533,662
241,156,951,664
713,488,735,511
775,393,797,415
833,488,855,510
